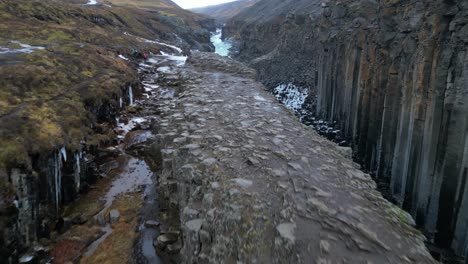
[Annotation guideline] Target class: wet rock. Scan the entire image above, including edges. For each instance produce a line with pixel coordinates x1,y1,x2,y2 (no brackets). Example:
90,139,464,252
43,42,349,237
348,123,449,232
144,220,161,228
154,233,179,250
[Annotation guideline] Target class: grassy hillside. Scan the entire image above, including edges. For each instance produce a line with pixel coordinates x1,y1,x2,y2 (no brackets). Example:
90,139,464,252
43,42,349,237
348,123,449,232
0,0,212,169
190,0,259,23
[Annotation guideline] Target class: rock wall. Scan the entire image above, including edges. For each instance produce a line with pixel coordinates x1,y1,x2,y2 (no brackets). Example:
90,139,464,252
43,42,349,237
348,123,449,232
226,0,468,260
0,84,138,263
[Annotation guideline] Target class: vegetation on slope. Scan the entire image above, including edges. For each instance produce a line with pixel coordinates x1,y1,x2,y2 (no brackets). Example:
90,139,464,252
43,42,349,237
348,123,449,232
0,0,212,169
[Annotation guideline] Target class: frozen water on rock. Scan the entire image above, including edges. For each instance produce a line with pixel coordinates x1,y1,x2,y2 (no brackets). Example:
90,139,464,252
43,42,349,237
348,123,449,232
60,147,67,162
129,86,134,105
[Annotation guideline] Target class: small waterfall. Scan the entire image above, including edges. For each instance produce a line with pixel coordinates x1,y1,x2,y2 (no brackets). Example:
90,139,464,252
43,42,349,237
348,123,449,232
119,97,123,108
129,86,134,106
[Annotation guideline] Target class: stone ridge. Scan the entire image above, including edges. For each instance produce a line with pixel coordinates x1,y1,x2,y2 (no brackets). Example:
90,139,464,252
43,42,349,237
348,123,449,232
150,52,436,263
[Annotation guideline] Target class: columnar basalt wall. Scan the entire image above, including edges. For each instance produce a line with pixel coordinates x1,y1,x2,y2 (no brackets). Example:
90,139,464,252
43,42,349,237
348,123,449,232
227,0,468,258
0,85,137,262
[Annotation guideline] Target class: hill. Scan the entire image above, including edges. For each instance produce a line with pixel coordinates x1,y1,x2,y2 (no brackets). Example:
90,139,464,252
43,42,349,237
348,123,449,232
190,0,259,23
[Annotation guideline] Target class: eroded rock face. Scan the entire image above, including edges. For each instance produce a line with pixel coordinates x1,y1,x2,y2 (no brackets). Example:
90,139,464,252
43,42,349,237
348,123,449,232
226,0,468,259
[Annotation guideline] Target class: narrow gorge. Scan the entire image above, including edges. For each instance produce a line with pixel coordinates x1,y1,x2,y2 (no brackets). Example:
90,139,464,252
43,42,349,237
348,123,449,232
1,0,467,263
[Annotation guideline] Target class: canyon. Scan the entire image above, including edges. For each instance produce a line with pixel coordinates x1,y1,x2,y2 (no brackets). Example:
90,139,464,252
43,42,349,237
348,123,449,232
0,0,467,263
225,0,468,261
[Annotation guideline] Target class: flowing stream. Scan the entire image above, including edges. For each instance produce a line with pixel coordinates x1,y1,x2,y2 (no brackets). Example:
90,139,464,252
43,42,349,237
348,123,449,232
79,50,184,262
210,28,232,57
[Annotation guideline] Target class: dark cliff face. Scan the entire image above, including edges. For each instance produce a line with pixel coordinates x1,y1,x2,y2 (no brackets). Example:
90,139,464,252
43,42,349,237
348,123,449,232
224,0,322,88
226,0,468,260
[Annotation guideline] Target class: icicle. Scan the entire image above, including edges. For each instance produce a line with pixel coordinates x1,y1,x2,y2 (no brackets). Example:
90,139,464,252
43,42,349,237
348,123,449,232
129,86,134,106
75,153,81,192
119,97,123,108
60,147,67,162
55,151,62,212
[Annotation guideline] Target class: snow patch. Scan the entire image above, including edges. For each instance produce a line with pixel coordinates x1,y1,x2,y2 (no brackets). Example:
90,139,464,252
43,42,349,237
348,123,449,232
254,94,267,102
273,83,309,113
85,0,98,5
159,51,187,66
0,41,45,54
116,117,147,136
118,54,129,61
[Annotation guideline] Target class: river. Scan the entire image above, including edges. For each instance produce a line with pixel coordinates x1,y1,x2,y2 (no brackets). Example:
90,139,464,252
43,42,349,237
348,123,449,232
210,28,232,57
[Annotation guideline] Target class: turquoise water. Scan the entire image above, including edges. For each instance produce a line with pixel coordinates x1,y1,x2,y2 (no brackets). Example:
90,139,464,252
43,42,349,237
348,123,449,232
210,29,232,57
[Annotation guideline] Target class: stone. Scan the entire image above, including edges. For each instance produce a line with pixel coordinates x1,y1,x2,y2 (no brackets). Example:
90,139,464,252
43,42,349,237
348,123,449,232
185,219,203,233
199,230,211,244
145,220,161,228
71,213,88,225
288,162,303,171
272,169,287,177
183,207,200,220
231,178,253,188
320,240,331,254
109,210,120,224
336,146,352,159
202,193,214,208
157,233,178,244
154,233,179,250
276,223,296,244
166,239,183,254
202,158,217,166
211,182,220,189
